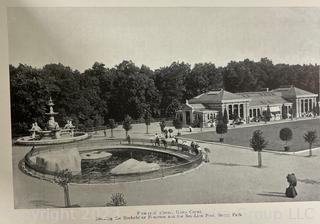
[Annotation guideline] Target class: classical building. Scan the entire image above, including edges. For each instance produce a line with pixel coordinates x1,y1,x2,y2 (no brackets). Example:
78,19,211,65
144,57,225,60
176,86,318,127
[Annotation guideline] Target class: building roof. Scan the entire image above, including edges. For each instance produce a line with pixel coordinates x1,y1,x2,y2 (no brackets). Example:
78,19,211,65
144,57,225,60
272,86,317,98
189,89,247,104
181,103,206,110
189,103,206,109
180,104,193,110
236,91,291,107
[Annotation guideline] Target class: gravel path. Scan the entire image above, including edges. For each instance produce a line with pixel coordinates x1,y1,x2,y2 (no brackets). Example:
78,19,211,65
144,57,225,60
12,120,320,208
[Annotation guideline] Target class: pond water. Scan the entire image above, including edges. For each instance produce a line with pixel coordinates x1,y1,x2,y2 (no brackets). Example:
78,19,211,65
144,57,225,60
71,148,196,184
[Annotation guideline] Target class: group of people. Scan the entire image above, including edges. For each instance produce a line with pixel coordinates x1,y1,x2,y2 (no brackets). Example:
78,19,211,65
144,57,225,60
180,140,209,163
152,133,171,148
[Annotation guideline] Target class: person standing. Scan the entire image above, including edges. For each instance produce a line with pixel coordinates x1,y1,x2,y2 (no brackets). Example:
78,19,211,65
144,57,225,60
126,134,131,144
285,173,297,198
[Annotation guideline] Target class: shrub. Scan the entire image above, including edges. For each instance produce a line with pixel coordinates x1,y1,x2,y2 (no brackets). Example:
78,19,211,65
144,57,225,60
106,193,127,206
282,104,287,119
216,123,227,142
122,115,132,136
216,110,228,141
191,117,200,128
279,128,292,150
159,120,166,133
173,118,183,134
303,130,317,156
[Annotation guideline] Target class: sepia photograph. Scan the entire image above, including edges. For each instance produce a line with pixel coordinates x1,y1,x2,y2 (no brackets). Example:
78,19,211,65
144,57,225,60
7,5,320,215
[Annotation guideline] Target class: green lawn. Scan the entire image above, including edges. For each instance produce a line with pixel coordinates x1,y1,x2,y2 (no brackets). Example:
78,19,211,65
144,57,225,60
183,119,320,152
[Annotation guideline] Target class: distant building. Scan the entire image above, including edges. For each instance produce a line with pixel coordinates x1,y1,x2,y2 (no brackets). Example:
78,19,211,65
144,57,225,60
176,86,318,127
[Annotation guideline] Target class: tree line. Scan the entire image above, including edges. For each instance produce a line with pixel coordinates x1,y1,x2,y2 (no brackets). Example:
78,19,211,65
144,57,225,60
10,58,320,135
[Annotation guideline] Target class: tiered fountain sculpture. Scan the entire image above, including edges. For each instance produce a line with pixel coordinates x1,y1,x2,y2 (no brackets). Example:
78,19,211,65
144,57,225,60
16,97,89,145
45,97,61,139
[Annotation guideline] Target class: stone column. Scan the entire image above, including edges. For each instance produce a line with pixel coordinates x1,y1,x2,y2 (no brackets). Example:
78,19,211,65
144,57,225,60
295,99,299,118
309,98,312,111
243,103,246,121
242,103,245,120
182,111,186,126
225,104,229,120
305,99,308,113
232,104,234,117
246,102,249,123
237,104,240,118
190,110,194,124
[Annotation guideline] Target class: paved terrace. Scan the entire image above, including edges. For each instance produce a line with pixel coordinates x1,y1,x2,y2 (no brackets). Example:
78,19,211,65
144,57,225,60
12,119,320,208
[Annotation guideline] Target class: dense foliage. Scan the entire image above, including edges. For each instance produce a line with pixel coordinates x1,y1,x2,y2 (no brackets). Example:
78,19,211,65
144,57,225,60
279,128,293,146
10,58,320,136
216,110,228,142
250,130,268,152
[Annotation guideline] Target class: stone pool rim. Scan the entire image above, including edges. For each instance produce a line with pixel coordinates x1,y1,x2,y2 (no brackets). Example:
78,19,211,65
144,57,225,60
21,143,203,184
15,132,90,146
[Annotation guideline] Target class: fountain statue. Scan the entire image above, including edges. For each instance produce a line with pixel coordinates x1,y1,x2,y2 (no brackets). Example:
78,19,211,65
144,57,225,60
29,122,42,139
64,120,75,137
16,97,89,145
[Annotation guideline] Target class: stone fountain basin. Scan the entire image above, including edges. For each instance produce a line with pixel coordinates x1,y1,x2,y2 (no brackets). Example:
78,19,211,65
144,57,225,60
15,132,89,145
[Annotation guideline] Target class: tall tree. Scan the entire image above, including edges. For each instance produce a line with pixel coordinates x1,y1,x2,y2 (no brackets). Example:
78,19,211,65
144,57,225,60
263,105,272,123
54,169,73,208
10,64,50,135
159,120,166,133
250,130,268,167
216,110,228,142
282,104,287,119
223,108,229,125
42,63,82,126
144,112,151,134
172,118,183,135
303,131,317,157
109,61,159,120
155,62,190,116
108,119,117,138
122,115,132,137
165,99,181,118
185,63,223,98
223,59,263,92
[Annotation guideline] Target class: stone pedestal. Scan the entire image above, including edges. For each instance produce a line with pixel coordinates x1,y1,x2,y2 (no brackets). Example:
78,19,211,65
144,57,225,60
31,131,36,139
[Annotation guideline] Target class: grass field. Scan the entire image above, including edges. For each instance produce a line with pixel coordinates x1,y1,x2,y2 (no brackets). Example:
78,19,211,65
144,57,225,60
183,118,320,152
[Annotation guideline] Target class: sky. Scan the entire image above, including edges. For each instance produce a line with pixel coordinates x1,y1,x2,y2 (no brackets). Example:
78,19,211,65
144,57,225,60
7,7,320,71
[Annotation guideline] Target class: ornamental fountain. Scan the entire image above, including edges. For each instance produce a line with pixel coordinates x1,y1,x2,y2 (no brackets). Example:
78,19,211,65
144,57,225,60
16,97,89,145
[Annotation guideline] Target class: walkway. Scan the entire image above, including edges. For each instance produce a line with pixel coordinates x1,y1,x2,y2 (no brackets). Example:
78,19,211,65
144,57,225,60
12,119,320,208
13,141,320,208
